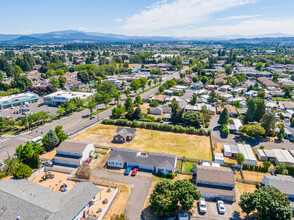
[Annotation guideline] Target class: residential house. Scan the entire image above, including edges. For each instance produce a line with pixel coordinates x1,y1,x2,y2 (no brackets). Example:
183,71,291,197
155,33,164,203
107,148,177,175
223,144,257,165
261,175,294,212
113,127,136,143
228,119,243,134
53,140,94,167
195,165,236,202
150,107,163,115
257,149,294,166
224,105,238,117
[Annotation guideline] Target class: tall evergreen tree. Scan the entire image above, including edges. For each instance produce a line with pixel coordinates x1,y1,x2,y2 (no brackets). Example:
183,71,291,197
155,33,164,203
244,99,256,123
255,98,266,122
190,93,197,105
261,108,276,136
218,108,229,125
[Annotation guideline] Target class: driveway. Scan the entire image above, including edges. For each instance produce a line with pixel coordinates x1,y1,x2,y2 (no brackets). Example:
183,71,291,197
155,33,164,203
191,200,237,220
91,169,153,220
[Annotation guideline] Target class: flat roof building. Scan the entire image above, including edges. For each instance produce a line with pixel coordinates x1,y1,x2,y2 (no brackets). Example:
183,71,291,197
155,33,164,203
43,91,93,106
224,144,257,165
0,92,39,109
257,149,294,166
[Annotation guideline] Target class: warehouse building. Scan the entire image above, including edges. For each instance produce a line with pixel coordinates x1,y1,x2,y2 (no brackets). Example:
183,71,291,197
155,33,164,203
257,149,294,166
43,91,93,106
0,92,39,109
223,144,257,165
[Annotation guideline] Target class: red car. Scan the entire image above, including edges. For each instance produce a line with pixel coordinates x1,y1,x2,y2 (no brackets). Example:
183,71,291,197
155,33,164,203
131,168,138,176
84,158,92,165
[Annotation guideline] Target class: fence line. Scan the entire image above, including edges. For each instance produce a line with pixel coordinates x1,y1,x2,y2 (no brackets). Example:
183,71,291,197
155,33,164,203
235,178,260,185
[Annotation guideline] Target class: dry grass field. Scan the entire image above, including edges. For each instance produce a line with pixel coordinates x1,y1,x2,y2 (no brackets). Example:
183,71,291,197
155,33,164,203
234,170,269,182
73,124,212,160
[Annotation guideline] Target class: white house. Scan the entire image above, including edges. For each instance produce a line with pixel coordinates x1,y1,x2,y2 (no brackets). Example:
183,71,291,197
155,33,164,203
223,144,257,165
150,107,163,115
53,140,95,167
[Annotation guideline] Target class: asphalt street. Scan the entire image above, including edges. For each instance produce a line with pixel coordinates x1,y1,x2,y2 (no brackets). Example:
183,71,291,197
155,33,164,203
0,72,180,161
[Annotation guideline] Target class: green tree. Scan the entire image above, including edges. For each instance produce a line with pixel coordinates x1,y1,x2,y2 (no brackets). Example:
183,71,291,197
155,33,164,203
261,108,276,136
134,95,143,106
255,98,266,122
255,62,263,71
149,100,159,107
258,89,265,99
103,94,112,109
240,124,265,138
112,104,125,119
275,163,289,175
58,76,67,88
133,106,142,120
123,88,131,96
171,99,183,124
239,186,292,219
291,114,294,127
54,125,68,143
236,153,245,164
182,111,204,127
277,125,286,140
218,108,229,125
57,107,66,116
87,100,96,114
220,124,230,138
263,161,271,169
12,163,32,179
130,79,141,93
208,90,218,104
190,93,197,105
244,99,256,123
42,129,60,151
124,97,134,111
49,77,60,88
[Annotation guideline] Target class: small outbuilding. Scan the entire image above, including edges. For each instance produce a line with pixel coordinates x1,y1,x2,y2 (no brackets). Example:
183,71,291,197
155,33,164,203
113,127,136,143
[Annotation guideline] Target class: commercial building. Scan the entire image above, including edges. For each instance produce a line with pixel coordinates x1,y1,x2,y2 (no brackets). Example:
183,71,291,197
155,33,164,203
43,91,93,106
223,144,257,165
0,92,39,109
107,148,177,175
257,149,294,166
195,165,236,202
0,179,100,220
53,140,95,167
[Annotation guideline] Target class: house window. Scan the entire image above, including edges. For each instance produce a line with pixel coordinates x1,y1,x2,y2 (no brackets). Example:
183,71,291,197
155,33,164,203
109,162,114,165
158,168,164,172
166,169,172,173
116,162,122,165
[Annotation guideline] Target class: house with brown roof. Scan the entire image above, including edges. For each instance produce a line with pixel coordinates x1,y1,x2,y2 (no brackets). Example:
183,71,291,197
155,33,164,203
196,165,236,202
53,140,94,167
224,104,238,117
257,77,280,89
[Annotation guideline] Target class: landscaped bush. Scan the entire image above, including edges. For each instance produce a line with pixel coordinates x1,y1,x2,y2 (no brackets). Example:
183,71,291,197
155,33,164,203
166,172,175,179
243,164,268,172
76,164,91,179
12,163,32,179
286,165,294,176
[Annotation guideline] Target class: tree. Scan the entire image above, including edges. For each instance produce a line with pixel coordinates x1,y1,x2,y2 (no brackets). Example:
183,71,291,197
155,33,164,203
230,78,239,86
149,100,159,107
277,125,286,140
103,94,112,109
208,90,218,104
255,98,266,122
239,186,292,219
291,114,294,127
275,163,289,175
225,65,232,75
171,99,183,124
244,99,256,123
218,108,229,125
258,89,265,99
134,95,143,106
87,100,96,114
57,107,66,116
263,161,271,169
49,77,60,88
54,125,68,143
123,88,131,96
236,153,245,164
12,163,32,179
150,180,200,217
42,129,59,151
58,76,67,88
240,124,265,138
255,62,263,71
133,107,142,120
124,97,134,111
182,111,204,127
130,79,141,93
220,124,230,138
76,164,91,179
261,108,276,136
190,93,197,105
112,104,125,119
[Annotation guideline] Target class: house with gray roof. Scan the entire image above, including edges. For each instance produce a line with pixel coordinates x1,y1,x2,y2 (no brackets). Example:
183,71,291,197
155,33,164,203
113,127,136,143
0,179,100,220
53,140,94,167
107,148,177,175
261,175,294,211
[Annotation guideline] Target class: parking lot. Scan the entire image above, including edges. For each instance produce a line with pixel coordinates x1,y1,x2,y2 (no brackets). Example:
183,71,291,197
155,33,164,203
192,200,237,220
0,98,59,120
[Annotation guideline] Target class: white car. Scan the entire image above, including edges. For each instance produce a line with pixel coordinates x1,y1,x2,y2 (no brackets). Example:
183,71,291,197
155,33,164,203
217,200,226,214
199,198,207,214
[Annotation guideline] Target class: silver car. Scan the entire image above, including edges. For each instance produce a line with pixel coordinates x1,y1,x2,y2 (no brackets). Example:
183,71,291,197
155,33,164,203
199,198,207,214
217,200,226,214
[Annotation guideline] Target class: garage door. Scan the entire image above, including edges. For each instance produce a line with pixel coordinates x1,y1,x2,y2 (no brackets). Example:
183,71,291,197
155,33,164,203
141,164,154,171
127,163,140,168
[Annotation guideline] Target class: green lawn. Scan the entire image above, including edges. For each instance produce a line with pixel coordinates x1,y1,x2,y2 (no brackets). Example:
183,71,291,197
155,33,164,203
183,161,197,172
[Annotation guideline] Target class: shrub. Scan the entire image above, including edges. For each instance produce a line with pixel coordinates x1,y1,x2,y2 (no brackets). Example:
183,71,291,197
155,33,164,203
12,163,32,179
156,170,164,177
166,173,175,179
76,164,91,179
150,100,159,107
259,145,265,149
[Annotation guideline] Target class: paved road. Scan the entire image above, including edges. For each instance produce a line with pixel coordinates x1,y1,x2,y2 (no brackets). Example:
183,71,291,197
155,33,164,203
91,169,153,220
0,72,180,161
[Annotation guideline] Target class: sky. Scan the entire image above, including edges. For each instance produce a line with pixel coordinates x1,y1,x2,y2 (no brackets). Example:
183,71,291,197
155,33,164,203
1,0,294,38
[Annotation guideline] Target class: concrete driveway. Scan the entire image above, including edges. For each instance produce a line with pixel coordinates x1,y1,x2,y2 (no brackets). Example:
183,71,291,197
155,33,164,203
91,169,153,220
192,200,237,220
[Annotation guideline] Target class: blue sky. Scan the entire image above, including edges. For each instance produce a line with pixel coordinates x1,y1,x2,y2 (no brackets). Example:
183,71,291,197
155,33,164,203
1,0,294,37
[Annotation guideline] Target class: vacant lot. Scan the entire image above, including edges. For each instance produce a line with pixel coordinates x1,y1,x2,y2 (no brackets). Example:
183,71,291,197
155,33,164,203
235,170,269,182
73,124,212,160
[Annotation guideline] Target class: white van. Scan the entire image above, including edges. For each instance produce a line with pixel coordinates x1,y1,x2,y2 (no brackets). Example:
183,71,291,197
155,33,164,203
31,136,43,145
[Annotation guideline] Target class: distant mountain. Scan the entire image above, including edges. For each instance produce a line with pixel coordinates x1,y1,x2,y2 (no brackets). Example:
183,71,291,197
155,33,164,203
0,30,294,45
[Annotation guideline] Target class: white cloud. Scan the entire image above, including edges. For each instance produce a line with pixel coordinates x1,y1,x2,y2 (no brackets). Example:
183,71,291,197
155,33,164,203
171,17,294,37
217,14,261,21
121,0,257,33
114,18,122,23
78,27,89,31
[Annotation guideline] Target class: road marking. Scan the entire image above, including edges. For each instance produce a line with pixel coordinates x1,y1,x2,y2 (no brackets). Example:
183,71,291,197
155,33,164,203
0,138,10,143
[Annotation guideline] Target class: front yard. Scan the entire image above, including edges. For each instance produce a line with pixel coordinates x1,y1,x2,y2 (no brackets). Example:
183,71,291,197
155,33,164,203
73,124,212,160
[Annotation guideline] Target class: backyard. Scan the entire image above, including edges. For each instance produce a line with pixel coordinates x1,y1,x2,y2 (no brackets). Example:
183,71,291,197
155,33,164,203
73,124,212,160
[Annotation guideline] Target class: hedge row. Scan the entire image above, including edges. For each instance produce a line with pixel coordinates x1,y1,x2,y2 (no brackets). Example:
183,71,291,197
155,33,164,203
243,164,268,172
102,119,210,136
286,166,294,176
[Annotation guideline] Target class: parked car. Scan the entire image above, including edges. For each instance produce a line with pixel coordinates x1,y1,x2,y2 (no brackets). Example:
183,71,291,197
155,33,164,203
15,116,23,121
199,198,207,214
38,103,44,107
131,168,138,176
217,200,226,214
124,167,132,175
84,158,92,165
178,213,189,220
89,116,95,120
82,114,90,118
11,106,15,109
66,131,73,136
